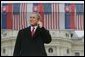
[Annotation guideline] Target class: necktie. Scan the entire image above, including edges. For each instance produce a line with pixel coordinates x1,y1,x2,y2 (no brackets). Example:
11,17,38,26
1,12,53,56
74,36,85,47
31,27,35,37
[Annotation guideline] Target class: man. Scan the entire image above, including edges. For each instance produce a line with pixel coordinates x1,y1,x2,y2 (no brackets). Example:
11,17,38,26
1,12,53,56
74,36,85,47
13,12,52,56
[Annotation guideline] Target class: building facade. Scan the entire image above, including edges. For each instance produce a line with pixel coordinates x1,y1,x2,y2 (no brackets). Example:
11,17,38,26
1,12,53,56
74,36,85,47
1,30,84,56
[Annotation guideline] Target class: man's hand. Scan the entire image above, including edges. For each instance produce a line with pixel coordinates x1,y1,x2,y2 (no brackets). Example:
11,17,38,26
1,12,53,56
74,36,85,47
37,21,43,28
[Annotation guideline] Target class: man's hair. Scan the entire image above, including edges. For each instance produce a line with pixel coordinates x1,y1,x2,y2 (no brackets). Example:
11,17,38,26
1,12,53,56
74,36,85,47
32,12,41,20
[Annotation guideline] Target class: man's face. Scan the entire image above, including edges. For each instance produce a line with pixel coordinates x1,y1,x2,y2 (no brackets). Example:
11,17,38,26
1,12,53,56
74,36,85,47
30,14,39,26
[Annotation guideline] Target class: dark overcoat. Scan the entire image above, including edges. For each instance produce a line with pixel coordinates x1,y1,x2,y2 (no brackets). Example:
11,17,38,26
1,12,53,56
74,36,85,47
13,26,52,56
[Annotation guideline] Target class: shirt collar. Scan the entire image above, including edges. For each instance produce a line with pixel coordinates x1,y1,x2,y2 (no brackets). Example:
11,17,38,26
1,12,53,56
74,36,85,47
31,25,38,31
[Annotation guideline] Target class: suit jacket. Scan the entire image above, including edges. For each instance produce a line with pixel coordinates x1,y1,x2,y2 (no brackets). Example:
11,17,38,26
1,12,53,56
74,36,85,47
13,26,52,56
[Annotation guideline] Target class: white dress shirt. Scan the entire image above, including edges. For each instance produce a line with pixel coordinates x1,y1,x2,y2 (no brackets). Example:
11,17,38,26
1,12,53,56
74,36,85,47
31,26,38,32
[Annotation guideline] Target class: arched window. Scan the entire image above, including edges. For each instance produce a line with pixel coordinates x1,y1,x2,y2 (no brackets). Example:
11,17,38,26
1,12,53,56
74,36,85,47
48,48,53,53
71,33,73,38
3,48,6,54
66,33,69,37
67,49,69,54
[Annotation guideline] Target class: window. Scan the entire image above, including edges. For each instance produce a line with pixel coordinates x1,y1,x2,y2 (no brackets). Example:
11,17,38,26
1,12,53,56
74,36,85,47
48,48,53,53
3,48,6,54
66,33,69,37
75,52,80,56
71,33,73,38
67,49,69,54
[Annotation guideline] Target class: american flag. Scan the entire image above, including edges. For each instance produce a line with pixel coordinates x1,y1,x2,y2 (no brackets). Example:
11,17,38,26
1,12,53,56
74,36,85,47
65,3,76,29
65,3,84,30
1,3,84,30
1,3,13,29
33,3,60,30
75,4,84,30
13,3,27,30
